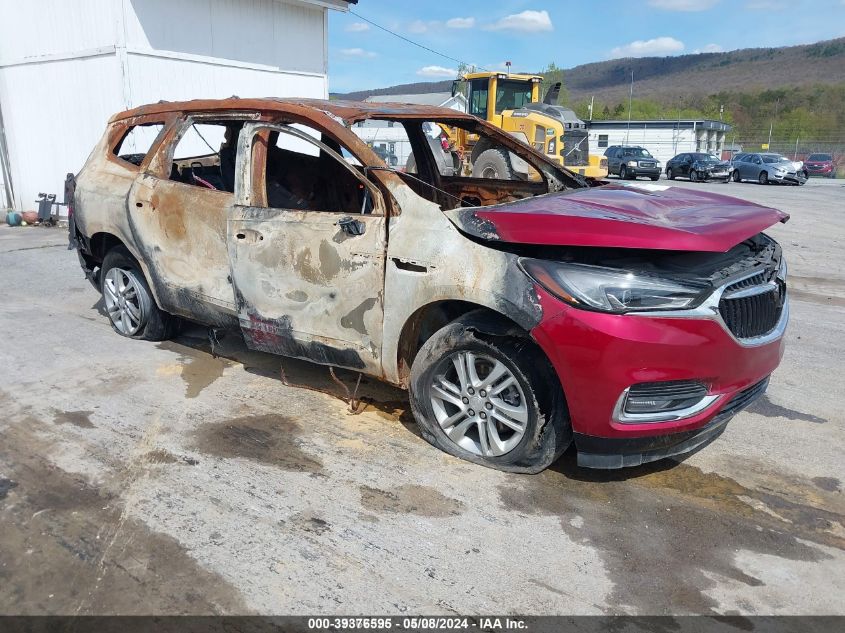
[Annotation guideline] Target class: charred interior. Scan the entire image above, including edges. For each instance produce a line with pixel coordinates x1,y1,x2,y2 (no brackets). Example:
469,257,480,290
355,117,578,211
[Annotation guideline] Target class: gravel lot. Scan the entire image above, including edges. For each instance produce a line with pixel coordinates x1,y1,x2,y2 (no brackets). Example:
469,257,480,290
1,177,843,616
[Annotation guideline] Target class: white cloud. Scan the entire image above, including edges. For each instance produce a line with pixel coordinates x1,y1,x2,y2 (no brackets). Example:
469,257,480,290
409,20,438,33
338,48,377,59
417,65,459,78
345,22,370,33
485,10,553,33
610,36,685,58
694,43,724,53
446,17,475,29
648,0,720,10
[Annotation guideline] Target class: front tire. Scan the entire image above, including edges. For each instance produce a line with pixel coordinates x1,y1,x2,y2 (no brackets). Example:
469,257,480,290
409,314,571,473
690,169,699,182
100,246,178,341
733,169,741,182
619,165,628,180
759,171,769,185
473,149,514,180
666,167,675,180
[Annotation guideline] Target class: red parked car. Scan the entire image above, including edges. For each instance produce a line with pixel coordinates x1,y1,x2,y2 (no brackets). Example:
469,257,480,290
70,98,789,472
805,153,836,178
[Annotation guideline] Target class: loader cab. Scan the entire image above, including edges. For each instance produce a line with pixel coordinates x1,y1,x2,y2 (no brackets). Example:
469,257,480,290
463,72,541,128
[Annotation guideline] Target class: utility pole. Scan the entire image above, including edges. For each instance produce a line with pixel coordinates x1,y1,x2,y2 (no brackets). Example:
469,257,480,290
588,95,594,121
767,98,779,149
625,70,633,144
794,135,800,160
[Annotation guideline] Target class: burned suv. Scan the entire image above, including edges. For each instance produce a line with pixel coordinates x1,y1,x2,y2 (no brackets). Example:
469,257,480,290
70,98,789,472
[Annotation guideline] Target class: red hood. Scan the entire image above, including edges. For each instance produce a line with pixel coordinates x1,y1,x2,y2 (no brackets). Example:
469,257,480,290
446,183,789,252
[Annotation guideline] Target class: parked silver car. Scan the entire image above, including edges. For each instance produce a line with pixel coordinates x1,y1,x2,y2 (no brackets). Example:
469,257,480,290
731,153,807,185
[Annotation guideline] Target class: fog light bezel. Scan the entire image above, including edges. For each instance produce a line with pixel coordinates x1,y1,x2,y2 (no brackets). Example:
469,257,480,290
613,382,722,424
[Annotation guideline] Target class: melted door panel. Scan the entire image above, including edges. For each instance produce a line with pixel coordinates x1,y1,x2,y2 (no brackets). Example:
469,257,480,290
228,207,386,374
127,174,237,323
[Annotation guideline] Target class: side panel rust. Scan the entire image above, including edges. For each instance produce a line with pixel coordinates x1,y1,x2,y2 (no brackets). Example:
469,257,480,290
228,207,387,374
380,181,543,385
226,122,388,374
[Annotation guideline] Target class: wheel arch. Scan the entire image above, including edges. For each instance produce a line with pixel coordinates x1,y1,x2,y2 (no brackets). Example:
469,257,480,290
88,231,126,262
395,300,547,389
84,232,165,309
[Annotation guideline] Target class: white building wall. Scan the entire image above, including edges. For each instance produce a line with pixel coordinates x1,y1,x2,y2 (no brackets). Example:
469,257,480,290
0,54,125,211
0,0,334,210
589,125,726,166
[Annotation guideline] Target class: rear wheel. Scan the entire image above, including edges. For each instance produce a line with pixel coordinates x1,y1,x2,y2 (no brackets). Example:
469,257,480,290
759,171,769,185
409,314,571,473
100,246,179,341
473,149,514,180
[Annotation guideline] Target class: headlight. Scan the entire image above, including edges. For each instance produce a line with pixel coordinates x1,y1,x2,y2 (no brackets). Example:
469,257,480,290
774,167,786,174
547,138,556,154
655,161,662,167
778,255,787,281
627,160,638,167
520,259,705,313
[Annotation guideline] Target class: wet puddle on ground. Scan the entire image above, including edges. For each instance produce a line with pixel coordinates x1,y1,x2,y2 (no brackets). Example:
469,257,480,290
0,420,249,614
52,409,96,428
193,414,324,474
157,340,231,399
498,453,844,614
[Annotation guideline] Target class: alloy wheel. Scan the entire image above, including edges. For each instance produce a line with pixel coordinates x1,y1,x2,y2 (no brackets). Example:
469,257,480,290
429,351,528,457
103,267,144,335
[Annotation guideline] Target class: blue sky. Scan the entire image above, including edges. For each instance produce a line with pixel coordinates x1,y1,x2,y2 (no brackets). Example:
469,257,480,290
328,0,845,93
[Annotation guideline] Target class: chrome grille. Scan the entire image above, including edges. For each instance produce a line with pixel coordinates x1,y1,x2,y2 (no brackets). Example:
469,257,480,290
719,274,785,339
726,271,767,290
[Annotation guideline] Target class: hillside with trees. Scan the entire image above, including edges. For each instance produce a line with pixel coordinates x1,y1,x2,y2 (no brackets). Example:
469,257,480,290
333,38,845,153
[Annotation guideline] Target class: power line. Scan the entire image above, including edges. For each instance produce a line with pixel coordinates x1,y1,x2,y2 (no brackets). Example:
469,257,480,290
349,10,485,72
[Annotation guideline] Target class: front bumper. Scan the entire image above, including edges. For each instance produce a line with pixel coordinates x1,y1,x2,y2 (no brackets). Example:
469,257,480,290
624,166,661,178
770,171,807,184
806,166,833,176
530,286,787,468
575,377,769,468
700,169,732,180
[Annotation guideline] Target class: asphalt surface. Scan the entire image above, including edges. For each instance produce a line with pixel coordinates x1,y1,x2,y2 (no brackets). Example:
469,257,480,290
1,177,843,616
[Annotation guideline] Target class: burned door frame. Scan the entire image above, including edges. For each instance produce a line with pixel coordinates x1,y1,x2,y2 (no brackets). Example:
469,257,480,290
125,112,260,327
227,121,389,374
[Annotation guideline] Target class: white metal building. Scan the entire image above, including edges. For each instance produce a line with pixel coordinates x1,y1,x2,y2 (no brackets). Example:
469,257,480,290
586,119,732,166
0,0,354,211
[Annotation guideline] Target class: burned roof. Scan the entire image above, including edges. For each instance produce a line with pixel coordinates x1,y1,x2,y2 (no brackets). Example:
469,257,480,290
112,97,477,125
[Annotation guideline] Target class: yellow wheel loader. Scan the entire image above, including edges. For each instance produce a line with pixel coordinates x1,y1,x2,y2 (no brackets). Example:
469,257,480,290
452,72,608,179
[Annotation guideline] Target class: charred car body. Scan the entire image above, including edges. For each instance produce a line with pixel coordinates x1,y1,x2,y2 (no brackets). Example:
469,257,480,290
70,98,789,472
